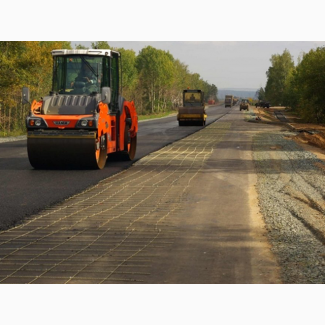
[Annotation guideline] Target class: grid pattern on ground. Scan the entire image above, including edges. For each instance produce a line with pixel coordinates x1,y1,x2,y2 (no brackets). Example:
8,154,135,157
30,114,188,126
0,122,230,283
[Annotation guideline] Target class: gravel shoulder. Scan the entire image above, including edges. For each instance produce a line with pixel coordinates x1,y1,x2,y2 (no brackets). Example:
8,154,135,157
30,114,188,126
251,107,325,283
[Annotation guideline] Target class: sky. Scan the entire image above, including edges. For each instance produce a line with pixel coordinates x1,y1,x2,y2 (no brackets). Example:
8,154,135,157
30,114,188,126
71,41,325,90
4,1,325,93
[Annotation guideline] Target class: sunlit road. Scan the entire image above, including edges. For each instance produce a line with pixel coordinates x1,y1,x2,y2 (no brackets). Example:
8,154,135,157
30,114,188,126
0,104,230,230
0,104,281,284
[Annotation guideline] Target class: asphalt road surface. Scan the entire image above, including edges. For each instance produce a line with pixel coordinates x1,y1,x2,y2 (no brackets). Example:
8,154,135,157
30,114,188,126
0,104,230,230
0,104,281,284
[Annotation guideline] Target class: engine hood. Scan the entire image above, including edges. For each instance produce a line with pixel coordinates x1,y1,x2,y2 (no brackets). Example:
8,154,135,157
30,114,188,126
42,94,100,115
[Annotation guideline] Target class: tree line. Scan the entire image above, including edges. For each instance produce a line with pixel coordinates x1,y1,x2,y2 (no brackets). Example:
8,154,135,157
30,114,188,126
0,41,218,136
256,46,325,123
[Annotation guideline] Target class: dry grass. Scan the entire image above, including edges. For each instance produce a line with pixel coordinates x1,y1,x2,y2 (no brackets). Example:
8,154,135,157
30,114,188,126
253,106,325,154
290,131,325,150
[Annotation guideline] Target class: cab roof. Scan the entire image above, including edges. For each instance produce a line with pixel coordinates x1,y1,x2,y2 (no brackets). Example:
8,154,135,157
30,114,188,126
51,49,120,57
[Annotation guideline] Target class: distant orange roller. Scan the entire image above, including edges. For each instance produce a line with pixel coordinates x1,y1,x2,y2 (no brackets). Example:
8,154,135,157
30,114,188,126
177,89,207,126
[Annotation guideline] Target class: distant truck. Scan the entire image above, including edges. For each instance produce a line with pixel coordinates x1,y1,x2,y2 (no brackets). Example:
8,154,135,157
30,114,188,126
177,89,207,126
225,95,234,108
240,99,249,111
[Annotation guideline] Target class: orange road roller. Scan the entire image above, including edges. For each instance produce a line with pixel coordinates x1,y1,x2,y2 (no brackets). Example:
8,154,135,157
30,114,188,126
23,49,138,169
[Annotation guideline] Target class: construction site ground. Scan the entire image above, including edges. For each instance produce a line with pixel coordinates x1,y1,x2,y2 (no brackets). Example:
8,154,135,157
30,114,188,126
1,104,325,284
254,105,325,161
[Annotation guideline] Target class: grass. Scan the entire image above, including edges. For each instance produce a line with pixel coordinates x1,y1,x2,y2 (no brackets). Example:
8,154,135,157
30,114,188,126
138,110,176,121
0,129,26,138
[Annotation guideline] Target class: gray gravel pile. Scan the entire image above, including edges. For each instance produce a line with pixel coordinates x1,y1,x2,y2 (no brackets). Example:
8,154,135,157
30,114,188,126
253,131,325,283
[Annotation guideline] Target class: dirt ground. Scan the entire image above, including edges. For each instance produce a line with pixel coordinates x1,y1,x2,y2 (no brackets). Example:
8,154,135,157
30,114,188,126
253,106,325,161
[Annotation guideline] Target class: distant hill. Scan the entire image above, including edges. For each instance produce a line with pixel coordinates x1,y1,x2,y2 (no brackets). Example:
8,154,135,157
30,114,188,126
218,88,258,100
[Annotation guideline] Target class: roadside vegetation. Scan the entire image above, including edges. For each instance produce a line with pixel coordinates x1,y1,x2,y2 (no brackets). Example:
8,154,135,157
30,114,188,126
138,110,176,121
0,41,218,137
256,46,325,124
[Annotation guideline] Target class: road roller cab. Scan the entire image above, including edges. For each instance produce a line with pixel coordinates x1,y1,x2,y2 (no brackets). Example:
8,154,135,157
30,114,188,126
24,49,138,169
177,89,207,126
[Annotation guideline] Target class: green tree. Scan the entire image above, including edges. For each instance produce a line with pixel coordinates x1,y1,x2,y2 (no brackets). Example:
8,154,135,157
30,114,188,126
265,49,295,106
74,43,88,49
188,73,202,89
255,87,265,101
136,46,174,113
0,41,72,134
41,41,71,50
282,67,299,109
294,47,325,122
206,83,218,102
169,59,191,107
91,41,110,49
117,48,138,90
113,47,138,105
